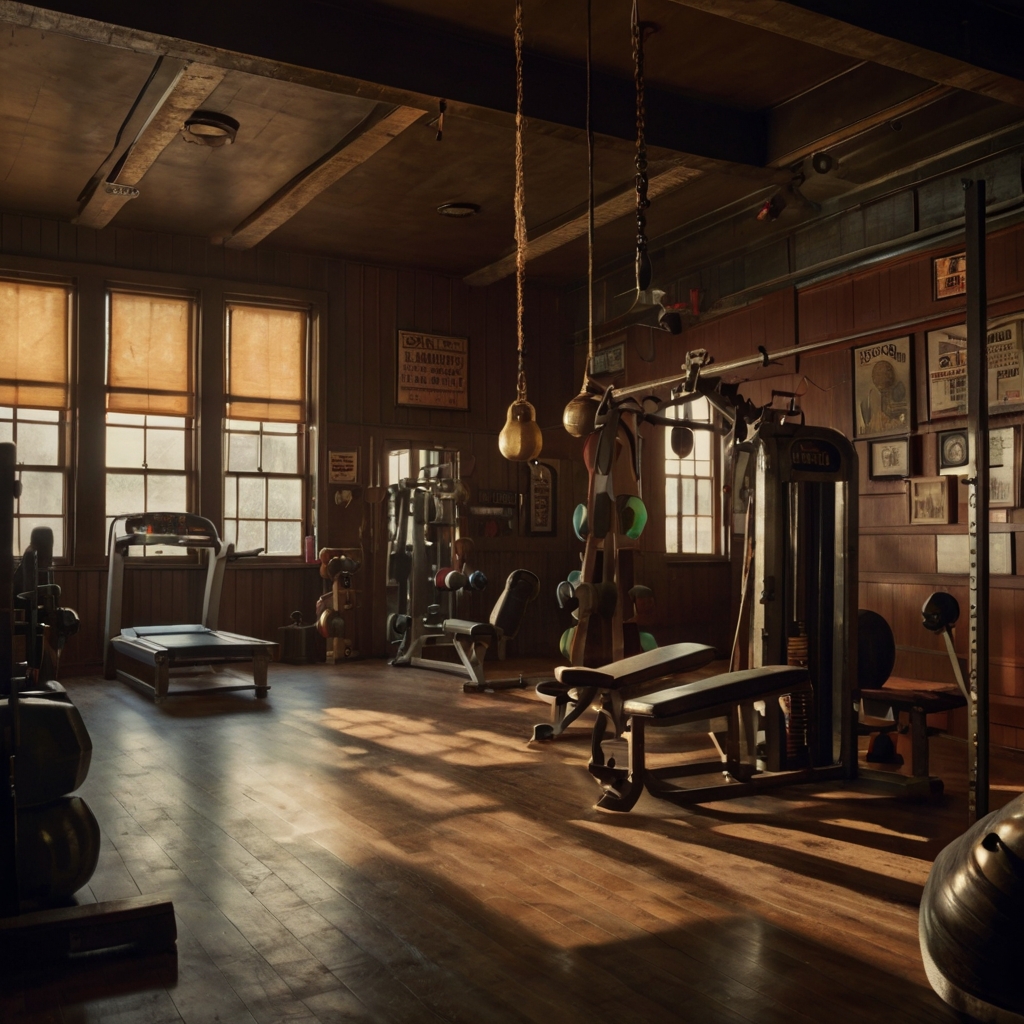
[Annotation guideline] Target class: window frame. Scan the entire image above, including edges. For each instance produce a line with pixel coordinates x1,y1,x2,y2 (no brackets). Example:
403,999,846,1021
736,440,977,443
0,274,73,562
662,397,727,561
223,297,314,561
103,287,198,558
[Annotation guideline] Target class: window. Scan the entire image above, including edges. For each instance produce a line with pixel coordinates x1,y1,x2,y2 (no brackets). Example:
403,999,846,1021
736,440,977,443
224,303,309,556
105,291,194,555
664,397,718,555
0,280,70,556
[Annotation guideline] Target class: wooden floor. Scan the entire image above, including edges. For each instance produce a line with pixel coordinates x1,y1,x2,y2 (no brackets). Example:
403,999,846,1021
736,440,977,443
3,657,1022,1024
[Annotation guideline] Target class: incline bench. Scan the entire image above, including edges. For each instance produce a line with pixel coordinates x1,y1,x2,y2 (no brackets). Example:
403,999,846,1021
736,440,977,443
541,643,816,811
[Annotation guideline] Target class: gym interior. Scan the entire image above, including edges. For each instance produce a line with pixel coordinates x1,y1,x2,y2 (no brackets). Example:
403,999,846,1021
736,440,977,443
2,2,1024,1022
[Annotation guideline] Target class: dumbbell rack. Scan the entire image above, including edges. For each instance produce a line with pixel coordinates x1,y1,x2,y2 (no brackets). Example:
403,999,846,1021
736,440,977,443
0,442,177,964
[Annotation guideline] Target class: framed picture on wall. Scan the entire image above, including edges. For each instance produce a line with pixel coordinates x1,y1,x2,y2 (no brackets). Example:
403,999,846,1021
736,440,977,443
989,426,1017,508
933,251,966,300
869,437,910,479
909,476,954,525
853,337,911,438
937,429,969,475
396,330,469,410
988,319,1024,412
926,324,967,418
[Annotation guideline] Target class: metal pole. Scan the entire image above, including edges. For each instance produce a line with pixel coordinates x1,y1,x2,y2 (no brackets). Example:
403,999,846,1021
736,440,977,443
965,178,989,824
0,443,18,916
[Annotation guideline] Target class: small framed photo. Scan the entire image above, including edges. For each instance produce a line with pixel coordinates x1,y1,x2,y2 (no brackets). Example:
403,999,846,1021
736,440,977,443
937,429,969,475
909,477,954,525
869,437,910,479
933,251,966,300
989,426,1017,508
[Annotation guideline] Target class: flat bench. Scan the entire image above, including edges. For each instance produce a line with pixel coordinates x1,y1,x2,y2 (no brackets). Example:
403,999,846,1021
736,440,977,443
588,665,816,811
531,642,717,741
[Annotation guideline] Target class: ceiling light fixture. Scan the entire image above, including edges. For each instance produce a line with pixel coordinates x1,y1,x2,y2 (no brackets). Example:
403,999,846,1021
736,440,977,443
437,202,480,217
181,110,239,147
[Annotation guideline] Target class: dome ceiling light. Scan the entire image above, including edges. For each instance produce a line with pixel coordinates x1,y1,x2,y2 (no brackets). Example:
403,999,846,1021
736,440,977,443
181,110,239,147
437,202,480,217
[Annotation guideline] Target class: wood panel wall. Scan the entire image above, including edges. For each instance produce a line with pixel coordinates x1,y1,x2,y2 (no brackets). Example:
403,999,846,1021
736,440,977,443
0,212,581,670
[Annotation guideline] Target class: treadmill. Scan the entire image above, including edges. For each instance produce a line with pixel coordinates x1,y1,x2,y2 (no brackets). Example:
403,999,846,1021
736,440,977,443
103,512,277,703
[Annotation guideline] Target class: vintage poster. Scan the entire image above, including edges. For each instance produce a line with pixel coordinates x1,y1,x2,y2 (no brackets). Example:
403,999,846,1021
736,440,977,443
927,325,967,417
328,449,358,485
933,251,966,300
853,336,911,438
989,426,1016,507
396,330,469,410
988,320,1024,410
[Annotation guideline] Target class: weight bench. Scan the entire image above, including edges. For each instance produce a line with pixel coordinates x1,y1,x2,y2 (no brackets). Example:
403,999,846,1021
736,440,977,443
532,641,717,741
443,569,541,692
587,664,813,811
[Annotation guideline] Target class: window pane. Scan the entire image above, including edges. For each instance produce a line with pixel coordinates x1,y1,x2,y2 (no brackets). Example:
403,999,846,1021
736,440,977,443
228,432,259,472
238,477,265,518
147,473,186,511
665,519,678,554
697,478,712,516
0,407,13,419
681,478,695,516
16,518,63,558
262,421,297,435
262,433,297,474
17,422,59,465
223,519,237,546
106,425,145,468
224,478,237,518
267,520,301,556
19,470,62,515
697,517,712,553
20,409,60,423
665,478,678,517
237,519,265,552
107,412,145,425
146,415,184,428
682,517,696,552
0,422,11,444
694,461,710,478
268,477,301,520
665,458,680,477
695,431,710,460
107,473,145,516
146,427,185,470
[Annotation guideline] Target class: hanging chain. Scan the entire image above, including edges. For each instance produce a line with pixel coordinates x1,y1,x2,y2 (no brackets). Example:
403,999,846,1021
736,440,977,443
514,0,528,403
632,1,650,293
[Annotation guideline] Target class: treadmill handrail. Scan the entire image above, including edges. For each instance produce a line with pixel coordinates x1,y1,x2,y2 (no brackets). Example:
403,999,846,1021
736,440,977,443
109,512,224,553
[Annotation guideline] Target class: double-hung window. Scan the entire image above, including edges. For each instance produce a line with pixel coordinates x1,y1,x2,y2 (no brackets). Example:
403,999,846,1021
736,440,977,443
664,397,719,555
0,280,71,556
224,303,308,557
105,291,194,555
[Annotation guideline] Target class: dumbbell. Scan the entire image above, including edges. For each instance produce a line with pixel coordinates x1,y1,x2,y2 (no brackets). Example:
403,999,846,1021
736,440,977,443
17,796,101,905
434,568,468,591
467,571,488,591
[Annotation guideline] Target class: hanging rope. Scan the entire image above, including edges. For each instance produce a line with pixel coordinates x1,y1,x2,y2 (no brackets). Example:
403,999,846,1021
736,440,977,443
585,0,595,383
514,0,528,404
632,0,651,293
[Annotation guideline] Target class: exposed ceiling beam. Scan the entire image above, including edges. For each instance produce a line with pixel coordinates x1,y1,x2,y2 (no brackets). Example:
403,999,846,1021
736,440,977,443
666,0,1024,108
465,165,702,288
4,0,766,166
74,60,226,229
221,105,423,250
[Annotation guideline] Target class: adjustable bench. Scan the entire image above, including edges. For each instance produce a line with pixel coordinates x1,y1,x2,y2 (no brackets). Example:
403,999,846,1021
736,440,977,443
589,665,813,811
532,641,717,741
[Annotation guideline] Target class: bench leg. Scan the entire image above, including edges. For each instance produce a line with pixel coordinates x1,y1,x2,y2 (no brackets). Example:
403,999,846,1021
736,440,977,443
253,652,270,699
910,707,929,779
154,656,169,704
531,685,598,742
595,716,645,812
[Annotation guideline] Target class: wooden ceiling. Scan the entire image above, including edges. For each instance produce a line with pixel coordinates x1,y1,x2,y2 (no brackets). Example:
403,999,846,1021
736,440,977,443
0,0,1022,283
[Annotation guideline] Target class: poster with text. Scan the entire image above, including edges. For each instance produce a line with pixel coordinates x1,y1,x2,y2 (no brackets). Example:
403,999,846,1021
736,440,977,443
988,320,1024,411
927,325,967,417
397,331,469,410
853,336,911,438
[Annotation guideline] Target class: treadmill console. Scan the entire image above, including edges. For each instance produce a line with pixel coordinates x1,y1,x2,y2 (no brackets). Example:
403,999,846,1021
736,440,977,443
118,512,220,548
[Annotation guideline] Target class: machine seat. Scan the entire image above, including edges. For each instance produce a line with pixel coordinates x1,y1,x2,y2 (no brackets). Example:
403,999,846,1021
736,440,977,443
622,665,811,720
442,619,498,638
554,642,716,692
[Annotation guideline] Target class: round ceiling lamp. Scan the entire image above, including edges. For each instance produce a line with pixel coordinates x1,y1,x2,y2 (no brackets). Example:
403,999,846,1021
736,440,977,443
181,110,239,147
437,202,480,218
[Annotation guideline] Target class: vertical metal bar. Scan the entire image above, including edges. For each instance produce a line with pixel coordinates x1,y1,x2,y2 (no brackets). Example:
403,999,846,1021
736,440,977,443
965,178,989,824
0,443,19,917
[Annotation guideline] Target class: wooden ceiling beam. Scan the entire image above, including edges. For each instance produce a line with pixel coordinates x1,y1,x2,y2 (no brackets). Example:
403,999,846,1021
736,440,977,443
464,165,702,288
221,104,423,250
7,0,766,166
74,61,227,229
665,0,1024,108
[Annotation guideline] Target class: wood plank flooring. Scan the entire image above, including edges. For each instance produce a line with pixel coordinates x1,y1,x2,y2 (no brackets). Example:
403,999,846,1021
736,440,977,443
2,658,1022,1023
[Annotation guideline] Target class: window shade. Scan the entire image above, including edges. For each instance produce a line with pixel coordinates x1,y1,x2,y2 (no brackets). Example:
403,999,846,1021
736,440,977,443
226,304,307,422
107,292,193,416
0,281,69,409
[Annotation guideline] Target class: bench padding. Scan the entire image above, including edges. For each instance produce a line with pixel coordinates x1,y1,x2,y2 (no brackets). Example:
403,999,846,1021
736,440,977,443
554,642,716,691
443,619,498,638
623,665,810,719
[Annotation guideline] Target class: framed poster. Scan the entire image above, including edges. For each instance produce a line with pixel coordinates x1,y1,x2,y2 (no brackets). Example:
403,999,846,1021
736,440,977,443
869,437,910,479
988,320,1024,411
396,330,469,410
909,477,954,525
933,251,966,300
853,337,911,438
926,325,967,417
526,460,557,535
989,426,1017,508
328,449,359,485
